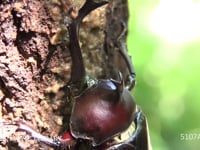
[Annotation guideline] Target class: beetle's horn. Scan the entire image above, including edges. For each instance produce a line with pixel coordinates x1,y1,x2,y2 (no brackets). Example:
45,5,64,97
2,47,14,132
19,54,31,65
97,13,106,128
72,0,108,24
67,0,108,84
111,71,124,98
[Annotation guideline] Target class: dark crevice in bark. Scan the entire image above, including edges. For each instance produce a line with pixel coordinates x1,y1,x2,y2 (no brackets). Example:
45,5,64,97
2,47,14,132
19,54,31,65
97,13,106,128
11,7,49,72
0,76,14,99
7,141,23,150
5,65,28,92
30,49,43,68
0,52,6,56
2,38,9,46
11,9,22,32
40,44,57,76
14,31,37,59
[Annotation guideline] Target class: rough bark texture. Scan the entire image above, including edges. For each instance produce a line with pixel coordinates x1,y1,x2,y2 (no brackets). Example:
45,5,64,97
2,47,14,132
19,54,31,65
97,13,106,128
0,0,129,149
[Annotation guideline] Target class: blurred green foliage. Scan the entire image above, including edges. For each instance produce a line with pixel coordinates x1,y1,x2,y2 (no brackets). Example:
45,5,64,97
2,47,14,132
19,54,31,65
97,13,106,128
127,0,200,149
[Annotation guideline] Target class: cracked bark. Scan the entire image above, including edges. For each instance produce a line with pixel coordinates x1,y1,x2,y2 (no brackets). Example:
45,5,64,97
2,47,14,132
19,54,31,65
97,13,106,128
0,0,129,149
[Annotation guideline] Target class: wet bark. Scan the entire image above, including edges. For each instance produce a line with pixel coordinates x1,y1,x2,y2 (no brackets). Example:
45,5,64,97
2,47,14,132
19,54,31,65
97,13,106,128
0,0,129,149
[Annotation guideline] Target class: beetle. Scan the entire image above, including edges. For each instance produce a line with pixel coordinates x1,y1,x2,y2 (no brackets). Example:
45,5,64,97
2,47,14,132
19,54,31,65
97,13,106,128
0,0,151,150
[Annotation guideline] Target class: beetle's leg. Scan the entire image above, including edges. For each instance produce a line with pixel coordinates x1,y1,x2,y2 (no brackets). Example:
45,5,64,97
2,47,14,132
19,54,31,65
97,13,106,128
67,0,108,86
115,21,136,90
108,110,150,150
127,110,150,150
0,121,75,149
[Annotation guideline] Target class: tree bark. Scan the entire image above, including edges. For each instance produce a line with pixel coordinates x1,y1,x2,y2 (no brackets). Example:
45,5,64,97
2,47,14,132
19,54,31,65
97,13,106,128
0,0,129,149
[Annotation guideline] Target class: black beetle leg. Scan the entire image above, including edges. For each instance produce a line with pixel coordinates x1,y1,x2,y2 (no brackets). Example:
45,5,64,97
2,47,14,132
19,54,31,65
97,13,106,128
67,0,108,85
108,109,150,150
115,21,136,91
127,110,150,150
0,121,64,149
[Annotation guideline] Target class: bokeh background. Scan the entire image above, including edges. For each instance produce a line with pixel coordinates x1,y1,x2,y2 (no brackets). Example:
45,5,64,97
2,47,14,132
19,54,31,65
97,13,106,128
127,0,200,149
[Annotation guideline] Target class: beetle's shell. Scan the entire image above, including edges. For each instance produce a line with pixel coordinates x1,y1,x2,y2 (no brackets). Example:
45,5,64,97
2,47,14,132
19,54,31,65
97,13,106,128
70,79,136,146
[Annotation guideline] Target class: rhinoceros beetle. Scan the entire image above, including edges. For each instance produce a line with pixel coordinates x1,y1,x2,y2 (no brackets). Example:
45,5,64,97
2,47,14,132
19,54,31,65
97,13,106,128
0,0,151,150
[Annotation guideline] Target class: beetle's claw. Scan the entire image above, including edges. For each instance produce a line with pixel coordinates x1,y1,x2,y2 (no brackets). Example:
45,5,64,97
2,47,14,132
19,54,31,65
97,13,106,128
127,73,136,90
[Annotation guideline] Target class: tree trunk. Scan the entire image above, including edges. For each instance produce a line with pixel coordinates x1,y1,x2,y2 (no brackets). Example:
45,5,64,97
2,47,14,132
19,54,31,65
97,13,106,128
0,0,129,149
